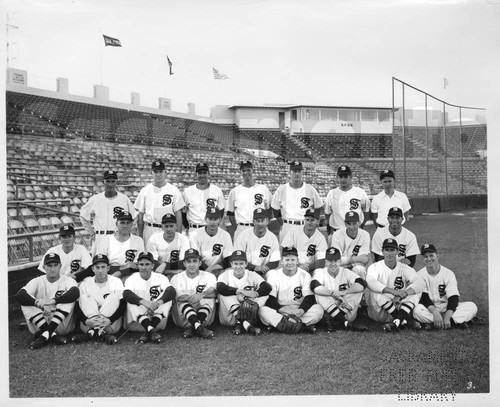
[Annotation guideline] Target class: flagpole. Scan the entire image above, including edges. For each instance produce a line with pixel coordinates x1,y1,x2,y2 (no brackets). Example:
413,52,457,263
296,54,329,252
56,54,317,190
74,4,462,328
99,26,103,85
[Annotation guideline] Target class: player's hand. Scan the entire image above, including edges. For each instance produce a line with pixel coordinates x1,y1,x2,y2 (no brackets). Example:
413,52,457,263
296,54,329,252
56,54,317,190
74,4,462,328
188,293,203,306
432,311,444,329
299,263,310,272
254,265,269,275
155,263,167,274
399,258,411,265
96,316,111,328
86,317,101,328
279,305,302,318
442,314,452,330
141,300,158,311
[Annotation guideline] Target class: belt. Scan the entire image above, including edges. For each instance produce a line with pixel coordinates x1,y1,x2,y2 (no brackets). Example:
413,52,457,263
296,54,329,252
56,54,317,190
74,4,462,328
238,223,254,226
95,230,114,235
146,222,162,228
283,219,304,225
189,224,205,228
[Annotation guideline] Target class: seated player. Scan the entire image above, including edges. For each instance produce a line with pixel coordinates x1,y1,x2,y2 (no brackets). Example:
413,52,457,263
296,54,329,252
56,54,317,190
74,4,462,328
311,247,367,332
233,208,280,277
413,243,479,329
123,252,176,344
258,247,323,334
216,250,272,335
15,253,80,349
281,209,328,274
170,248,217,339
366,238,425,332
146,213,190,278
72,254,126,344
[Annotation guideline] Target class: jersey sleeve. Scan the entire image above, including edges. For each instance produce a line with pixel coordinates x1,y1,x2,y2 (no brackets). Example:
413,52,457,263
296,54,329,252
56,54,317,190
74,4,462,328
315,233,328,259
370,194,381,214
80,246,92,269
204,272,217,290
222,232,234,258
226,188,236,212
404,231,420,257
146,235,160,260
265,270,278,297
403,265,426,293
311,268,325,286
178,235,191,261
263,186,273,209
323,191,333,215
359,231,371,255
309,185,324,209
125,196,137,219
366,263,385,293
269,234,281,262
301,272,314,296
79,196,95,221
216,187,225,211
271,186,283,210
361,190,371,212
172,188,186,212
370,229,383,255
445,269,460,298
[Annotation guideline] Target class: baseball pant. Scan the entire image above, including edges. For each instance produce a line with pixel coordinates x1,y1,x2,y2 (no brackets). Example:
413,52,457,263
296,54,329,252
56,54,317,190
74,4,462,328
315,292,363,322
351,265,367,279
413,302,478,324
21,303,76,335
218,295,268,327
143,224,162,247
188,226,205,240
278,223,303,244
79,293,123,334
125,302,172,332
367,292,420,323
233,224,253,242
172,298,216,329
259,304,323,328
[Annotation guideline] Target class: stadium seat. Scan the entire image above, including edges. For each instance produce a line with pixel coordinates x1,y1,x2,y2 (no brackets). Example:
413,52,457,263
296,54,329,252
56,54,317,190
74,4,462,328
25,218,41,233
61,215,74,225
9,220,26,235
20,208,35,219
38,217,54,231
50,216,63,229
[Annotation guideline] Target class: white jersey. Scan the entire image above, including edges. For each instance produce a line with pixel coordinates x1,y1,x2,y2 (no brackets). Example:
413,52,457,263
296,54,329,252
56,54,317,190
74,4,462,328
324,186,371,229
331,228,371,259
226,183,273,224
146,231,191,263
182,184,225,226
94,234,145,266
371,226,419,261
312,267,360,292
371,190,411,226
271,182,323,221
233,228,280,267
281,228,327,267
124,272,172,301
79,275,124,306
80,192,136,232
189,227,233,267
134,183,185,224
171,270,217,297
217,269,266,291
266,267,314,306
22,275,77,301
366,260,425,294
38,244,92,276
417,266,460,313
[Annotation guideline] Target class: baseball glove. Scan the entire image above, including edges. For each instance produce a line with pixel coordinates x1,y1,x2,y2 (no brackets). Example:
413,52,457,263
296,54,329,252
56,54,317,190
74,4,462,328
237,299,259,325
276,315,303,334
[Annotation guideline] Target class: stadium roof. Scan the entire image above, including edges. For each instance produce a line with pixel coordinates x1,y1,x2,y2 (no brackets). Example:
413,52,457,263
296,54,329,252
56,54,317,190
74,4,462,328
227,104,392,110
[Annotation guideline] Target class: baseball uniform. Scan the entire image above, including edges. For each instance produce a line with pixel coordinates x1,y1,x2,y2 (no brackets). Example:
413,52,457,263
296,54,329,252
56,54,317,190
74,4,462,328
38,244,92,277
371,226,419,262
233,228,280,270
281,228,328,271
371,190,411,227
324,186,371,230
94,233,145,268
189,227,233,269
183,183,225,237
146,230,190,264
331,227,371,277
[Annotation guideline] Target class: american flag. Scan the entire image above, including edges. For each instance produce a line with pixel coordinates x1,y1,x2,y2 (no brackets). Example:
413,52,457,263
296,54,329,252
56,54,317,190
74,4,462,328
167,55,173,75
213,67,228,80
102,34,122,47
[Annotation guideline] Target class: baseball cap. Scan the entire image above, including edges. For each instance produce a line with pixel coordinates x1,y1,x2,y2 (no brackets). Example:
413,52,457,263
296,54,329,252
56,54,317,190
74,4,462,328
205,207,222,219
137,251,154,263
240,161,253,170
380,169,395,180
92,253,109,265
44,253,61,265
388,207,403,218
282,246,298,257
161,213,177,224
184,248,201,261
325,247,341,261
231,250,247,262
103,170,118,180
421,243,437,255
59,225,75,237
116,211,133,221
304,209,318,219
337,165,352,176
382,238,399,250
344,211,360,223
289,161,303,171
253,208,268,220
195,162,209,172
151,160,166,171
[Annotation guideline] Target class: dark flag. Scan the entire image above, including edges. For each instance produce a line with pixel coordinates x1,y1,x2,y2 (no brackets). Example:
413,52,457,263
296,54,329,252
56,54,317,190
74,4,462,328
213,67,228,80
167,55,174,75
103,34,122,47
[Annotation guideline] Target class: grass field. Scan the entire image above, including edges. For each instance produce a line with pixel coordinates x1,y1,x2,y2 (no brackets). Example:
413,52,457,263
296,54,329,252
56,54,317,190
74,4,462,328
7,209,489,398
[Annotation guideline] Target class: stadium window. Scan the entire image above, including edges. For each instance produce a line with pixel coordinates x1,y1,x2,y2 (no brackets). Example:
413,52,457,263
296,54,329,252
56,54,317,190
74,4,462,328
339,110,355,122
306,109,319,120
361,110,376,122
291,110,298,121
378,110,391,122
321,109,338,121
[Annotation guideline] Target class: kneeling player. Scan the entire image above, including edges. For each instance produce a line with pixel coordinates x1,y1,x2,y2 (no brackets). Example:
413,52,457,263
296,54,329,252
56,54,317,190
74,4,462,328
413,243,479,329
216,250,272,335
171,248,217,339
123,252,176,344
311,247,367,332
15,253,79,349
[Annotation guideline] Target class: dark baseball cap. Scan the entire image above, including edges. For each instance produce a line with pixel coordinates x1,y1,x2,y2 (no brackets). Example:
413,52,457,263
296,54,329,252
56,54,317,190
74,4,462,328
184,248,201,260
382,238,398,250
388,207,403,218
205,207,222,219
344,211,360,223
337,165,352,176
282,246,298,257
240,161,253,170
151,160,166,171
380,169,395,180
325,247,341,261
137,251,154,262
304,209,318,219
103,170,118,180
92,253,109,265
289,161,303,171
231,250,247,262
44,253,61,265
421,243,437,255
253,208,268,220
161,213,177,224
116,211,133,221
195,162,209,172
59,225,75,237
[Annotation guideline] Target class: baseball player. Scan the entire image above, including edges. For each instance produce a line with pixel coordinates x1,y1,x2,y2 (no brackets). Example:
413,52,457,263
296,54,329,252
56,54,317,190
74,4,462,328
72,254,126,344
182,162,226,238
123,252,176,343
15,253,80,349
226,160,273,241
371,206,419,267
366,238,425,332
371,169,411,228
146,213,190,278
170,248,217,339
38,225,92,277
80,170,136,254
271,161,323,243
216,250,272,335
134,159,185,246
330,211,371,278
413,243,479,329
189,207,233,278
259,246,323,334
324,165,370,244
233,208,280,277
281,208,328,274
311,247,367,332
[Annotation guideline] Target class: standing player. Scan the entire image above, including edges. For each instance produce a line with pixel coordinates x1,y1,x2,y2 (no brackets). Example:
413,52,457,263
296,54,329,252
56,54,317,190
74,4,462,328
170,248,217,339
226,160,273,241
366,238,425,332
324,165,370,244
189,207,233,278
123,252,176,343
259,247,323,334
182,162,226,238
281,209,328,274
371,206,419,267
135,160,185,246
80,170,136,253
38,225,92,277
371,169,411,228
216,250,272,335
146,213,190,278
413,243,478,329
311,247,367,332
233,208,280,277
271,161,323,243
15,253,80,349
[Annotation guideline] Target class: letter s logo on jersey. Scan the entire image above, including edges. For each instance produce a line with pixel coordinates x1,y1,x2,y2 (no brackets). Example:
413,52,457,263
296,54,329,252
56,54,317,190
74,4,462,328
55,290,65,298
150,285,161,300
206,198,216,208
113,206,124,219
254,194,263,205
349,198,360,210
170,250,179,263
196,284,206,294
394,276,404,290
306,244,316,257
398,244,407,257
339,283,348,291
438,284,446,298
125,249,137,262
162,194,173,206
293,287,303,301
70,259,81,272
300,197,311,209
212,244,223,256
352,245,361,256
259,245,270,258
